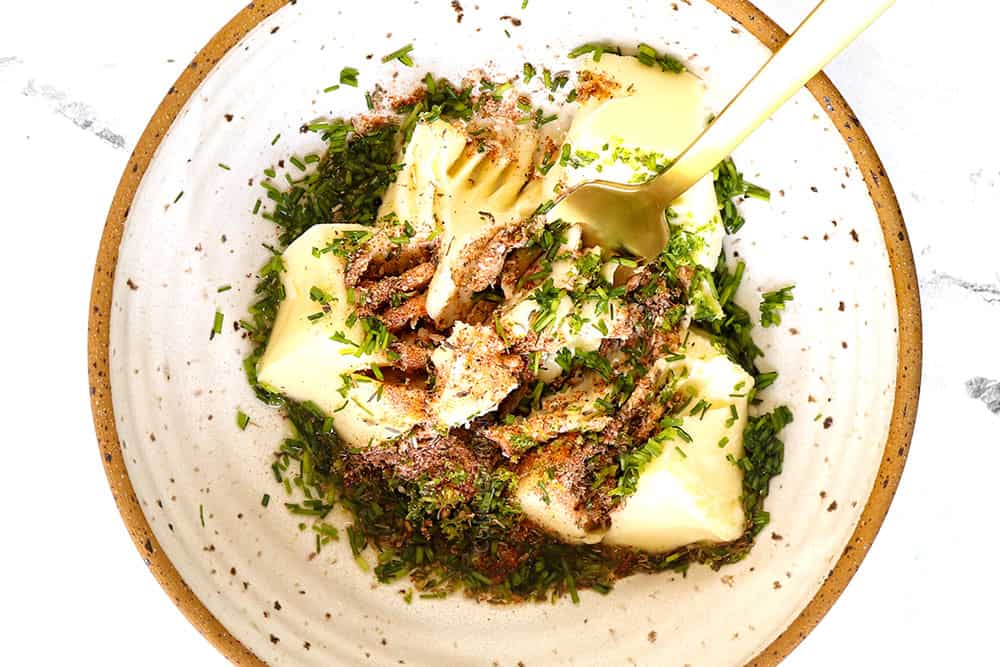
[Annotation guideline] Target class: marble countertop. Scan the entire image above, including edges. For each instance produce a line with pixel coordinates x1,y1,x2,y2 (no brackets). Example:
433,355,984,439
1,1,996,664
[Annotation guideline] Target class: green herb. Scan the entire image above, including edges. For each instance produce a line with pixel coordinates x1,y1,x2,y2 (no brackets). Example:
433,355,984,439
218,163,231,171
529,279,563,332
689,398,712,419
382,44,415,66
258,120,400,246
567,42,621,61
394,76,474,142
755,371,778,392
217,284,232,293
523,62,536,83
236,410,250,430
340,66,360,87
760,285,795,327
713,157,770,234
739,406,793,535
323,84,341,93
199,504,205,527
634,42,685,73
261,493,270,507
210,310,224,340
173,191,184,203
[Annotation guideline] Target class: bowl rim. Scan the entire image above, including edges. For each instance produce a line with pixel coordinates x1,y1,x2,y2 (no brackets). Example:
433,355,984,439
87,1,922,664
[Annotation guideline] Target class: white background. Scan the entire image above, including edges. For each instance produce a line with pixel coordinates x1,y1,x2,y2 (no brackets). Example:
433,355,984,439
1,1,997,665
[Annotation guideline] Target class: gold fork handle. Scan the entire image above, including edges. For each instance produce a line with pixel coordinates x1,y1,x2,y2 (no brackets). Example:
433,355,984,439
649,0,896,204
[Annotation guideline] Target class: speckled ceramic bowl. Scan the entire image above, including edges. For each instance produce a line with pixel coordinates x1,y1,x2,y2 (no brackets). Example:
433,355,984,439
88,1,921,664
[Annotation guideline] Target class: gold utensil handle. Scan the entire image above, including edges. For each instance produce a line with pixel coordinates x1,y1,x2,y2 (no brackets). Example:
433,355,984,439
650,0,896,204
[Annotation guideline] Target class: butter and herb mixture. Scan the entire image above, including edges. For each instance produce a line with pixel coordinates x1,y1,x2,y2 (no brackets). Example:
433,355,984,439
239,44,792,602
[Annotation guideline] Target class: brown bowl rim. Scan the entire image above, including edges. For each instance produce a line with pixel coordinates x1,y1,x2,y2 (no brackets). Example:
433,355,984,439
87,1,922,664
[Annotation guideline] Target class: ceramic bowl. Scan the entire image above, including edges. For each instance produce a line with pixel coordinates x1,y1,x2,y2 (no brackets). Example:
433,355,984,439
88,1,921,664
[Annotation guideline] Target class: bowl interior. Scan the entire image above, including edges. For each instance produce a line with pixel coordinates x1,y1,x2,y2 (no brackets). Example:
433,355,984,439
102,1,906,664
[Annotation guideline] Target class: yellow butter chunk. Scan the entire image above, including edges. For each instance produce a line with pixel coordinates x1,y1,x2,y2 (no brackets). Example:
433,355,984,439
256,224,424,447
378,119,543,327
514,438,608,545
602,330,753,552
548,54,723,269
430,323,521,428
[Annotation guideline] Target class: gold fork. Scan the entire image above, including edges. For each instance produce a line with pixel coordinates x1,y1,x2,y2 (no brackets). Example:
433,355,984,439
551,0,896,261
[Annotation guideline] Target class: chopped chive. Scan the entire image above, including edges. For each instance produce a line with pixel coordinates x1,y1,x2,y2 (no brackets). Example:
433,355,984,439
210,310,224,340
323,84,340,93
236,410,250,430
365,91,374,110
755,371,778,391
217,163,231,171
339,66,360,87
199,504,205,527
270,133,280,145
382,44,415,66
746,182,771,200
261,494,270,507
217,285,232,293
173,191,184,203
289,155,307,171
252,199,262,214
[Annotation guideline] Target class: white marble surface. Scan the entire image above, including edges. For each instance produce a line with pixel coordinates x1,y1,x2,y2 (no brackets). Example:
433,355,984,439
0,1,996,665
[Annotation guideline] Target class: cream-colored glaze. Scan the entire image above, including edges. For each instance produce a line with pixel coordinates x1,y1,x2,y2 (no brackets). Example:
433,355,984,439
378,119,542,328
605,331,753,551
255,223,423,447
